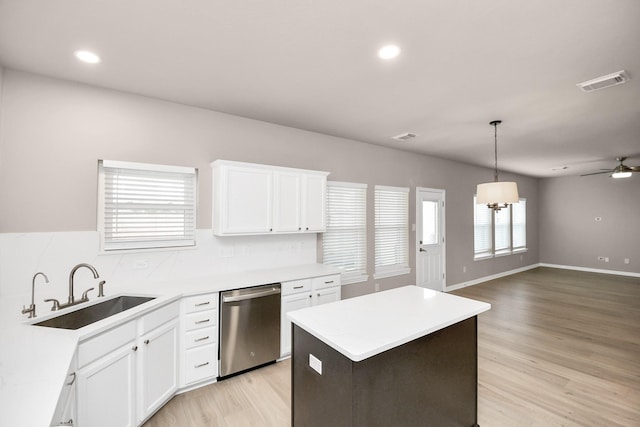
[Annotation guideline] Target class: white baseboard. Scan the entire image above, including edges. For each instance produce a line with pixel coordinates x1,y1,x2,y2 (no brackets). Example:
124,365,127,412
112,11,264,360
538,263,640,278
445,264,539,292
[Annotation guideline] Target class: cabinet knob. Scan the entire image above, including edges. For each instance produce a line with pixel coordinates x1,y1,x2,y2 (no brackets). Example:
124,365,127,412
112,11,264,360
132,345,138,352
298,227,301,231
144,339,150,345
270,228,273,232
306,227,309,230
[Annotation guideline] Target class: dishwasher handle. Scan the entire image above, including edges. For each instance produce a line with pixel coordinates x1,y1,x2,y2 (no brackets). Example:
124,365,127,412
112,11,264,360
222,287,281,303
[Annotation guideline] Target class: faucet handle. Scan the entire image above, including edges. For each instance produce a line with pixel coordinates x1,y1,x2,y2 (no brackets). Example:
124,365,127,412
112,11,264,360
44,298,61,311
81,287,95,301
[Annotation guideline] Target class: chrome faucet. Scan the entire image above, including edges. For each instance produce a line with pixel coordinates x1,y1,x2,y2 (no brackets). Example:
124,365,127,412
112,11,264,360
55,263,99,310
22,272,49,318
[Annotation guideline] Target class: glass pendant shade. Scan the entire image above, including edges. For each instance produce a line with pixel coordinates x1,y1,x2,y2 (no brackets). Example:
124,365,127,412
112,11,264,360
476,181,519,205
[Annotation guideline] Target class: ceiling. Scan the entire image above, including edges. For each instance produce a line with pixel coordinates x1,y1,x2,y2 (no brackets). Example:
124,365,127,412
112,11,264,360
1,0,639,178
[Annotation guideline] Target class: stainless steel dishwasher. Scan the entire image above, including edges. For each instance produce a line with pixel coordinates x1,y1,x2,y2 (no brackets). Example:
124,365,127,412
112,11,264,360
219,283,281,378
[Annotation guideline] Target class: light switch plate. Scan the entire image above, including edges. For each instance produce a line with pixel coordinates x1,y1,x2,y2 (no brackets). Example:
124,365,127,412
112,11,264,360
309,353,322,375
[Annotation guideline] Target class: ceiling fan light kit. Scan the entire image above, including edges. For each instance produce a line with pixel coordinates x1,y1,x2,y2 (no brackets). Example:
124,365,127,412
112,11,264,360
476,120,519,211
581,156,639,179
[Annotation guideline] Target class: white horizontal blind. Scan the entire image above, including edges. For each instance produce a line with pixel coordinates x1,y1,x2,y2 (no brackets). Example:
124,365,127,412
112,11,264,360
323,182,368,284
494,207,512,254
99,160,197,251
375,186,409,277
512,198,527,250
474,196,492,256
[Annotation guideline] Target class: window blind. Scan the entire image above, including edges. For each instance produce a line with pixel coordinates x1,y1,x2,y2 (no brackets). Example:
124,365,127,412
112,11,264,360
323,182,368,284
374,185,410,278
474,196,492,256
98,160,197,251
512,198,526,250
494,207,511,254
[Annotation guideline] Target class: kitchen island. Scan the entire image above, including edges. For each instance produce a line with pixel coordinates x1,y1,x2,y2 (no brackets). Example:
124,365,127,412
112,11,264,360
287,285,491,427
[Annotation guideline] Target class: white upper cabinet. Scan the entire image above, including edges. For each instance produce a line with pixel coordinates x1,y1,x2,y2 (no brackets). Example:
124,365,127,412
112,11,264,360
212,160,328,236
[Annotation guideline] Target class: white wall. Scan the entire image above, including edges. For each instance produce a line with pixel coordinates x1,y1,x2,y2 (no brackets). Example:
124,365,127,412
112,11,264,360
0,70,540,301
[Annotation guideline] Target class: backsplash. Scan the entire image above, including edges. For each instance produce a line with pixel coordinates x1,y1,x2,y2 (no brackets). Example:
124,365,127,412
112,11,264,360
0,230,316,301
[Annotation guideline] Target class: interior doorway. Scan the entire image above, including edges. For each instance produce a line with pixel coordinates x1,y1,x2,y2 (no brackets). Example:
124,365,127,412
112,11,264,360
416,188,446,291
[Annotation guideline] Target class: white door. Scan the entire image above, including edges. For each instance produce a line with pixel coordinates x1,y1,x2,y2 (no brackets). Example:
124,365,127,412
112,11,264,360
139,319,179,421
416,188,445,291
281,292,313,356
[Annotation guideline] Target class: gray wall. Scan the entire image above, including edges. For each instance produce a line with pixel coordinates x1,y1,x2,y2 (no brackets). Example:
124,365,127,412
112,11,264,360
0,70,540,298
539,175,639,273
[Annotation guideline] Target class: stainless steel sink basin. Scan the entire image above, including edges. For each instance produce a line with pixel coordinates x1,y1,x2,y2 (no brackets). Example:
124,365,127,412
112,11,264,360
33,296,156,330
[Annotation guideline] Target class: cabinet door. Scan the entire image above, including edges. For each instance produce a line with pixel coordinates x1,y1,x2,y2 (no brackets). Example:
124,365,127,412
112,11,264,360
281,292,312,356
217,164,273,234
273,171,302,232
313,287,341,307
77,343,137,427
302,174,327,232
139,319,179,421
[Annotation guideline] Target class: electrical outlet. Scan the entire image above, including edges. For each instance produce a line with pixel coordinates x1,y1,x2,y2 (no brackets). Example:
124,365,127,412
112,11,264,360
375,283,380,292
624,258,630,265
309,354,322,375
462,266,466,273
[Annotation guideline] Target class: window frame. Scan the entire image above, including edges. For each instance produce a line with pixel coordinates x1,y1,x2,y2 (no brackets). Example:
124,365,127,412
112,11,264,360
473,196,527,260
98,159,197,253
322,181,368,284
374,185,411,279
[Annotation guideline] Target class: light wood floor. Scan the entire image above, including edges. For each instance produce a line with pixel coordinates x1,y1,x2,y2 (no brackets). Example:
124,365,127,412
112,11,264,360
144,267,640,427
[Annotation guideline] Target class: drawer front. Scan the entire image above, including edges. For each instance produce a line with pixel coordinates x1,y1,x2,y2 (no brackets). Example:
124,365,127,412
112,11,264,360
184,344,218,384
184,326,217,350
140,300,180,335
78,321,136,368
184,309,217,331
184,293,218,314
311,274,341,290
282,279,311,296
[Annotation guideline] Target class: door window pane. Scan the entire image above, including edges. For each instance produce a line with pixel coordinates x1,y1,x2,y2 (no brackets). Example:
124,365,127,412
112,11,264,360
421,200,439,245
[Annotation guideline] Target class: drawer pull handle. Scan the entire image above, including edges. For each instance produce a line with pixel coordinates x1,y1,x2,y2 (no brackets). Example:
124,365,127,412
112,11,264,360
195,319,210,324
293,285,303,289
324,280,334,284
194,362,210,368
66,372,76,386
195,301,210,307
195,336,210,342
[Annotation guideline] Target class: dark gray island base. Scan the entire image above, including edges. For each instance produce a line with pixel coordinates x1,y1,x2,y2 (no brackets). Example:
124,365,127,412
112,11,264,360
291,317,479,427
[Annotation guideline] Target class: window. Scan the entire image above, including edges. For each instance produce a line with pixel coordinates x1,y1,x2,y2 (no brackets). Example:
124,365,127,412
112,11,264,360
374,185,410,279
474,197,527,259
323,181,368,284
98,160,197,251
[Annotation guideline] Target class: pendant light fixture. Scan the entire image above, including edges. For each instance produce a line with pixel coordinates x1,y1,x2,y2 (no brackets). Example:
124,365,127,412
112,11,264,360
476,120,519,211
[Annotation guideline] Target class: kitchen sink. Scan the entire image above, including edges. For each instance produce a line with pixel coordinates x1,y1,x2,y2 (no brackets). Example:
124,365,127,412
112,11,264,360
33,296,156,330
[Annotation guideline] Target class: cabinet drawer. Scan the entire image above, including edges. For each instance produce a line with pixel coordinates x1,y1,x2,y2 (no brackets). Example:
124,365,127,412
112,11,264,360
312,274,341,290
184,326,217,350
78,321,136,368
184,309,217,331
184,344,218,384
184,293,218,314
140,301,180,335
282,279,311,296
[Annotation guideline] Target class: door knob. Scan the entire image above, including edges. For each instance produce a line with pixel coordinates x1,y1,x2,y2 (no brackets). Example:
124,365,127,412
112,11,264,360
420,248,426,252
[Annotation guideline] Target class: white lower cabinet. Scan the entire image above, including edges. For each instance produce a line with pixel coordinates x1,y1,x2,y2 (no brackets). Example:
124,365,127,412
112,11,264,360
280,274,341,357
75,301,179,427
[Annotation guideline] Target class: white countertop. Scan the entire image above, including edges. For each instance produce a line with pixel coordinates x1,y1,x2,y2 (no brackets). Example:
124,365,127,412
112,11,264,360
287,285,491,362
0,263,339,427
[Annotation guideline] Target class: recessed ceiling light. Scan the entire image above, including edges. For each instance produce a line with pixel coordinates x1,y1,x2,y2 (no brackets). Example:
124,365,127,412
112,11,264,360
377,45,400,60
74,50,101,64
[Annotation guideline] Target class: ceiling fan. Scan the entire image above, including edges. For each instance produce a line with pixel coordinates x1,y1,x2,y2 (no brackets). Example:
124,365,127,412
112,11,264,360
581,157,640,179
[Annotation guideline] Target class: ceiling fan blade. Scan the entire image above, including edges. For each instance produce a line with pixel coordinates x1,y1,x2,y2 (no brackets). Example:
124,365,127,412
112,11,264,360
580,170,613,176
629,166,640,171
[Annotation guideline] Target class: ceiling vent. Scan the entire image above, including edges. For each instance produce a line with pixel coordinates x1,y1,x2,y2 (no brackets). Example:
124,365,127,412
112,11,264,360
392,132,417,141
577,70,629,93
